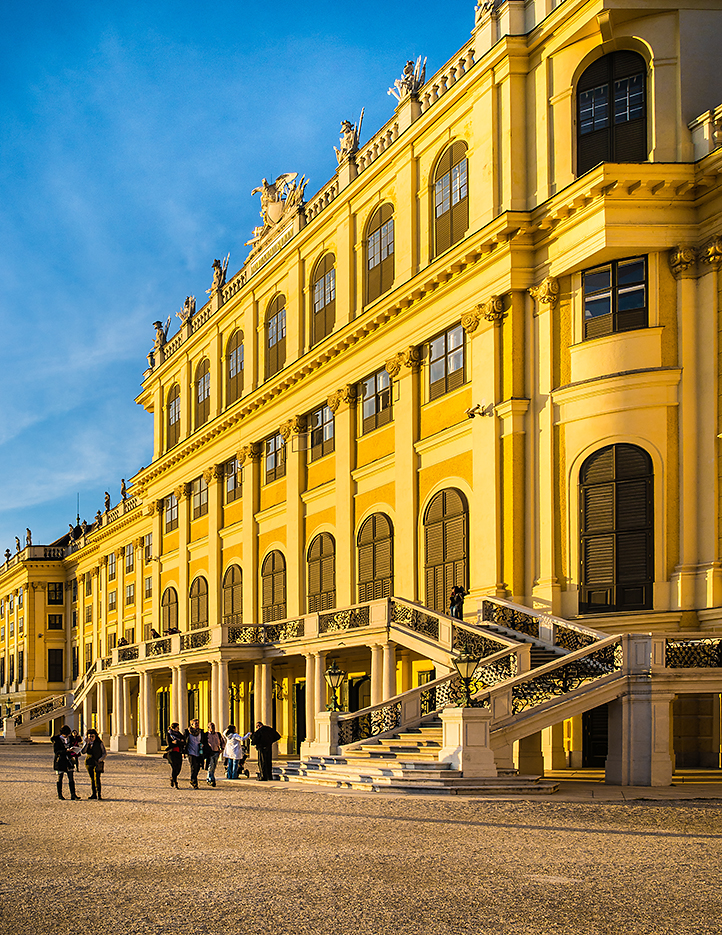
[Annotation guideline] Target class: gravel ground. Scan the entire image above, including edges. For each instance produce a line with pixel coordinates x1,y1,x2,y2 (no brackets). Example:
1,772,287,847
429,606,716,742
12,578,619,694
1,744,721,935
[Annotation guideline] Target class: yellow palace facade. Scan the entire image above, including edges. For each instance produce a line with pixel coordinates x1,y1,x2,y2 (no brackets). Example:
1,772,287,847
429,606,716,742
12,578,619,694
2,0,722,782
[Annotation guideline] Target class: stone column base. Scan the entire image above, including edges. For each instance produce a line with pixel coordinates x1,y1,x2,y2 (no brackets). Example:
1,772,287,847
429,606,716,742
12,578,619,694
439,708,497,777
137,735,160,755
304,712,340,757
110,734,129,752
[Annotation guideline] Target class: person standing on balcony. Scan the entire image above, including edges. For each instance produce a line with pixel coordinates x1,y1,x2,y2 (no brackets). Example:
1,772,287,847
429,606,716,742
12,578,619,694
165,722,185,789
204,722,224,787
183,718,206,789
52,726,80,800
251,721,281,781
449,585,466,620
81,729,107,800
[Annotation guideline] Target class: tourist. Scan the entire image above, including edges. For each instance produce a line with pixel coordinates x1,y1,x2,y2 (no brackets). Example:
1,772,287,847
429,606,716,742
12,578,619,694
204,721,224,787
68,729,83,771
251,721,281,781
223,725,250,779
81,728,107,800
52,726,80,800
165,722,185,789
449,585,466,620
183,718,206,789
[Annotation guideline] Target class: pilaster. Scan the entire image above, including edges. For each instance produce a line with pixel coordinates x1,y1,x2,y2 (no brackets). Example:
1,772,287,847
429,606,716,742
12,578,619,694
328,386,356,607
175,483,191,631
240,444,261,625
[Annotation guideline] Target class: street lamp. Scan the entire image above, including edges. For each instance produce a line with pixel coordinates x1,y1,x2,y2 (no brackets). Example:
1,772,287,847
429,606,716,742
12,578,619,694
324,659,346,711
452,650,481,707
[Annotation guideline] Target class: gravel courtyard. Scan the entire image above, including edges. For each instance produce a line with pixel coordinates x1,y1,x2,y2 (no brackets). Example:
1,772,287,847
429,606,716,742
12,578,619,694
1,744,721,935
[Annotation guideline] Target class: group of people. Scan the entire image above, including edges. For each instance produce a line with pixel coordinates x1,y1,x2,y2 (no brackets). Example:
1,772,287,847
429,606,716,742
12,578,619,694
52,725,107,800
164,719,281,789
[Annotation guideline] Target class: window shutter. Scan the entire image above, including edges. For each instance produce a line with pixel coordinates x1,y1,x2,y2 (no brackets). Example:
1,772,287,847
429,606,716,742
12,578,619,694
582,484,615,533
368,259,381,303
583,536,614,585
582,447,614,485
436,211,452,256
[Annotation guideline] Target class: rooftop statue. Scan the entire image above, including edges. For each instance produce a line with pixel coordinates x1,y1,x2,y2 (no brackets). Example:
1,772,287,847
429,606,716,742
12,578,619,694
25,528,31,547
251,173,309,228
388,56,427,102
152,318,170,350
177,295,196,324
207,255,230,295
475,0,496,22
334,110,364,164
15,537,20,553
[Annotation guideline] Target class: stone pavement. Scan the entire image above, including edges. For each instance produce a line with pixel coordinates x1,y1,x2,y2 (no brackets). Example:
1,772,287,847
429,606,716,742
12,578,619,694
1,744,721,935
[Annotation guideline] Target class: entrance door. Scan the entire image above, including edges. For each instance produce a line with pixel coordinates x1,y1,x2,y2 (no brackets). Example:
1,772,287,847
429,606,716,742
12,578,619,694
157,688,171,740
294,682,306,753
582,704,608,767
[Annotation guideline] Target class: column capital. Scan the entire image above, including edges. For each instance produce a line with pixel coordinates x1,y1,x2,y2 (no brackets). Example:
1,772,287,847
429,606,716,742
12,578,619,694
327,384,357,413
238,442,262,464
385,345,421,377
669,245,698,279
279,415,307,440
528,277,559,310
701,236,722,270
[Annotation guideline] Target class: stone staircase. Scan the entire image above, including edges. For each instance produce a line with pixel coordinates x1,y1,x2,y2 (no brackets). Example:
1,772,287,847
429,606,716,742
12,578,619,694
275,719,559,795
480,622,567,669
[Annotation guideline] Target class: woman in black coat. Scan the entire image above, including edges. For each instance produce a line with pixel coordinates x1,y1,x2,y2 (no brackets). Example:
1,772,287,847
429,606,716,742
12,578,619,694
52,726,80,800
165,722,185,789
81,729,107,800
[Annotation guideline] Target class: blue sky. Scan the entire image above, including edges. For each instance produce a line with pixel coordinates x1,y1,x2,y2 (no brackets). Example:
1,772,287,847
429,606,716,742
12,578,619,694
0,0,475,551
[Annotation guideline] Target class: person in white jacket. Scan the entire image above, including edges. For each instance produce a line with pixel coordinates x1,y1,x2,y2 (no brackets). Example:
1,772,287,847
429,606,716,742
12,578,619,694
223,725,251,779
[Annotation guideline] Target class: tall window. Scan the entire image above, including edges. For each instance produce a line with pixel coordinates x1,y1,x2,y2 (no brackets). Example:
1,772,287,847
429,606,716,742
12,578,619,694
226,330,244,406
191,476,208,519
357,513,394,602
225,458,242,502
360,369,392,435
309,404,334,461
434,141,468,256
48,583,64,605
195,359,211,429
577,51,647,176
307,533,336,613
125,543,134,573
165,493,178,532
189,577,208,630
167,384,181,450
311,254,336,345
583,256,647,341
125,583,135,606
48,648,63,683
223,565,243,626
266,295,287,379
108,553,116,580
161,587,178,632
579,444,653,613
429,324,465,400
265,433,286,484
48,614,63,630
366,204,394,303
424,489,468,613
108,591,117,612
261,551,287,623
144,533,152,563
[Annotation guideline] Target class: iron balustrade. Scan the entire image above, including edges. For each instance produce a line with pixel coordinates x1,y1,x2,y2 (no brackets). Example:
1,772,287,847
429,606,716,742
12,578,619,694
319,606,370,634
452,626,510,659
181,630,211,650
665,637,722,668
228,625,263,644
554,624,598,652
482,600,540,638
118,646,139,663
390,601,440,641
145,638,171,657
264,620,304,642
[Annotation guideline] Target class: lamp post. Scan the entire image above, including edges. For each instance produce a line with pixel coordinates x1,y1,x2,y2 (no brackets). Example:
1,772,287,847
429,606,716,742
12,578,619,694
452,650,481,707
324,659,346,712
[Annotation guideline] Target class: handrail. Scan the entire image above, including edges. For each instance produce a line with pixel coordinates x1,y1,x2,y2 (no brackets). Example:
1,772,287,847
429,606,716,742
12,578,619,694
480,597,606,650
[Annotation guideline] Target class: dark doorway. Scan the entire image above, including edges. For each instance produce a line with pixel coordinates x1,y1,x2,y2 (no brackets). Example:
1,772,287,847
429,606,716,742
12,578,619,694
348,676,371,713
582,704,608,767
294,682,306,754
157,688,170,740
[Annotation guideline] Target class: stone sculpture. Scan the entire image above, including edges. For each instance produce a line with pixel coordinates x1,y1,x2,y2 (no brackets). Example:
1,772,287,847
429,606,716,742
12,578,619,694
177,295,196,324
388,57,427,102
25,529,31,547
334,110,364,164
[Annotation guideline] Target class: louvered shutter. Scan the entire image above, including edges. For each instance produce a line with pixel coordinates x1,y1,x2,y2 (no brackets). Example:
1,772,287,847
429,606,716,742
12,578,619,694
227,331,243,405
582,485,615,532
423,489,469,613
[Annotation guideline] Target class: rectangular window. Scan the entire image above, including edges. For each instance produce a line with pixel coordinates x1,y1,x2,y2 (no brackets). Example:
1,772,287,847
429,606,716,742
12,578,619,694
71,579,78,603
48,648,64,683
8,596,13,614
265,433,286,484
124,627,135,645
108,591,117,612
9,654,14,684
85,606,92,623
368,220,394,270
0,599,3,617
192,476,208,519
125,543,134,573
0,657,4,686
85,643,93,671
125,583,135,606
107,631,117,651
48,614,63,630
583,256,647,340
225,458,242,503
18,650,23,683
579,84,609,135
144,533,152,563
9,621,13,637
18,618,23,634
17,589,23,608
108,553,116,580
48,582,64,605
165,494,178,532
71,610,77,628
360,369,393,435
85,575,92,597
144,576,152,600
429,324,465,401
614,74,644,124
309,404,335,461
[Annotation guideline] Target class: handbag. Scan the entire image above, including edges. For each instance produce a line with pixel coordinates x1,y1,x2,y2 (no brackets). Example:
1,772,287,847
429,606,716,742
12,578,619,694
162,751,170,761
95,761,105,773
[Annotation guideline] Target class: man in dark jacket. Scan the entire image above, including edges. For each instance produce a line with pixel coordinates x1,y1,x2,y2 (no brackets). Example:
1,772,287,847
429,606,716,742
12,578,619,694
251,721,281,781
183,719,207,790
52,726,80,800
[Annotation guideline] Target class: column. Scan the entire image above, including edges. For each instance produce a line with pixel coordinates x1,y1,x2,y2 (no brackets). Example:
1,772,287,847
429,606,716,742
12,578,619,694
96,681,108,744
542,722,567,771
399,651,412,694
110,675,128,751
137,670,159,754
382,642,397,700
176,484,190,631
240,446,261,625
569,715,583,769
304,653,316,745
261,660,273,725
171,666,180,725
605,685,675,786
518,732,545,776
82,693,92,735
122,676,133,739
253,662,263,724
370,645,383,706
313,650,327,719
177,664,188,729
328,389,355,608
210,661,220,727
282,418,306,618
217,659,229,729
205,467,223,630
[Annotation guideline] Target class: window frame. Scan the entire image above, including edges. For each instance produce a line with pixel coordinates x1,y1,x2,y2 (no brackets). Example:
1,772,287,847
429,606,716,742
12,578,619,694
264,433,286,484
359,368,393,435
428,324,465,401
108,553,116,581
433,141,469,257
309,403,335,462
307,532,336,613
47,582,64,605
222,565,243,626
265,295,287,379
195,359,211,429
191,476,209,519
261,550,287,623
311,254,336,346
225,458,242,503
226,330,244,407
165,493,178,532
366,204,395,304
167,383,181,450
582,255,647,341
189,576,209,630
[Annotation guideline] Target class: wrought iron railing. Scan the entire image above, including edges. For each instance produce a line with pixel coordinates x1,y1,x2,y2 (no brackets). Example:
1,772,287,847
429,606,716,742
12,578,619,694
228,625,263,644
319,606,370,634
665,637,722,668
452,625,511,659
264,619,304,642
181,630,211,650
554,622,598,652
12,693,71,727
118,646,139,662
390,601,439,641
481,599,540,638
146,638,172,657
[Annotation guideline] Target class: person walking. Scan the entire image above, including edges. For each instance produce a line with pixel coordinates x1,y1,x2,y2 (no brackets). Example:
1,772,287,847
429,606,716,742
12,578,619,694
223,725,250,780
52,726,81,800
165,722,185,789
251,721,281,781
81,728,107,800
183,718,206,790
204,722,224,787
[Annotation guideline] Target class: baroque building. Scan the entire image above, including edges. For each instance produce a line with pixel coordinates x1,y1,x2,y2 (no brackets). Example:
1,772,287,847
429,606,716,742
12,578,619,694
3,0,722,785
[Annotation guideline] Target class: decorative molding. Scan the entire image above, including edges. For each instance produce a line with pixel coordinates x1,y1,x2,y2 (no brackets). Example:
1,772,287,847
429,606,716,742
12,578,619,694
386,345,422,377
98,555,108,568
528,277,559,308
461,308,481,334
133,537,144,550
202,467,215,485
279,415,307,440
31,581,47,591
384,353,404,378
213,463,226,480
669,245,698,279
701,237,722,269
327,384,357,413
238,442,262,464
78,573,86,584
114,548,125,559
173,483,191,501
91,567,99,578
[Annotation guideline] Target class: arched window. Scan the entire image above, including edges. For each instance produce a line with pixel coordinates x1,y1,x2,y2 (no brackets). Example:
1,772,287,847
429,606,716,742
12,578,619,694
424,489,468,613
266,295,286,379
226,330,244,406
434,141,468,257
311,254,336,346
166,384,181,450
161,587,178,633
577,51,647,177
222,565,242,626
195,359,211,429
261,551,286,623
579,444,653,613
357,513,393,602
307,533,336,613
366,205,394,304
189,577,208,630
